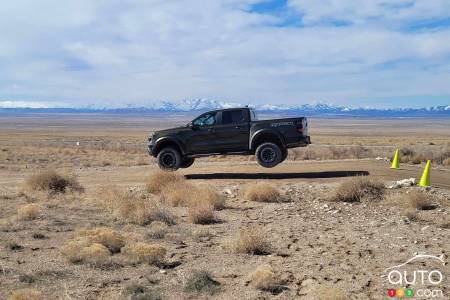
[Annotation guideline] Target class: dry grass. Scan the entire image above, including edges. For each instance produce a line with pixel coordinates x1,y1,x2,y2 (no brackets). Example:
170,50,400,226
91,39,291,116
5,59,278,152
144,171,222,207
385,192,433,222
78,243,111,265
61,237,97,264
98,186,175,225
7,288,43,300
411,154,426,164
236,227,270,255
78,228,125,253
146,171,185,194
25,170,84,194
315,285,348,300
147,221,169,239
444,157,450,166
0,217,15,231
149,207,176,225
161,181,191,207
2,117,450,171
17,203,41,221
60,228,124,265
124,284,162,300
291,145,373,161
192,228,214,242
288,143,450,166
188,202,215,224
245,184,280,203
97,186,134,211
402,208,420,222
407,191,436,210
332,177,385,203
6,240,23,251
249,265,281,292
439,215,450,229
184,270,220,295
386,190,436,211
61,238,112,266
195,186,226,210
113,194,156,225
400,145,450,166
1,117,450,299
123,243,166,265
162,183,225,209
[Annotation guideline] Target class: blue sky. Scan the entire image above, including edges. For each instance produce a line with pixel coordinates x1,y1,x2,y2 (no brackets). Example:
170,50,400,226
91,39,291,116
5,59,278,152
1,0,450,108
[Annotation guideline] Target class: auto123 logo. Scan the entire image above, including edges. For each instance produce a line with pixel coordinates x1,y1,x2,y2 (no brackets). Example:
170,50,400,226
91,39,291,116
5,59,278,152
383,254,447,298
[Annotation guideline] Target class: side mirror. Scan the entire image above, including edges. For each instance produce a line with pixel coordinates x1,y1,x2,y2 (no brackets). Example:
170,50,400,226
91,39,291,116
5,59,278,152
188,122,198,129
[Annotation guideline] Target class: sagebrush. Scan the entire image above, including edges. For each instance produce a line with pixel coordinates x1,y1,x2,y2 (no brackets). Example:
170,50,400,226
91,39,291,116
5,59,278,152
146,171,184,194
236,227,270,255
25,170,84,193
123,243,166,265
249,265,282,292
245,184,280,203
332,177,384,202
98,186,175,225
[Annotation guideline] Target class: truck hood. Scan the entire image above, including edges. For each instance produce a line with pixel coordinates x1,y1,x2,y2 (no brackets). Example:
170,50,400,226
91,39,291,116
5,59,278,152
153,126,190,137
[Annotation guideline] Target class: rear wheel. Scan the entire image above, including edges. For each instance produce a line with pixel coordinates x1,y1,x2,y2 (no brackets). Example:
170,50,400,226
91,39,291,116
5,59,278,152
180,157,195,168
255,142,282,168
157,147,181,171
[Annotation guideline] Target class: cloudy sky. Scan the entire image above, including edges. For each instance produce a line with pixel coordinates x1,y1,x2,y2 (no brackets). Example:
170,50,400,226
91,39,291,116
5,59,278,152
1,0,450,108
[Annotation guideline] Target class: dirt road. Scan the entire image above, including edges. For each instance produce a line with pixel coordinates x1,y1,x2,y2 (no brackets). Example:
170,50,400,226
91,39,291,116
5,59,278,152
181,159,450,189
1,159,449,191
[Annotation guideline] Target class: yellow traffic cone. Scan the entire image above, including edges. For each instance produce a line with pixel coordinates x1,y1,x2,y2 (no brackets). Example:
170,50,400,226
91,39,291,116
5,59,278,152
390,149,400,169
419,160,431,187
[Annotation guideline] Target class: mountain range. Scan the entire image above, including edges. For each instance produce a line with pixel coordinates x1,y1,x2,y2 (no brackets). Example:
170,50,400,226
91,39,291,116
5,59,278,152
1,99,449,117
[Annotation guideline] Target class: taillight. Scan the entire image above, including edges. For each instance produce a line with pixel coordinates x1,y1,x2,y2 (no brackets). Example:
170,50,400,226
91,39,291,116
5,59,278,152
296,120,303,132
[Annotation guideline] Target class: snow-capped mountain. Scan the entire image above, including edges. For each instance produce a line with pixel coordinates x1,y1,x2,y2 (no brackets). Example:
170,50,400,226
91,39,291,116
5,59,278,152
152,99,242,111
120,99,450,115
1,98,449,117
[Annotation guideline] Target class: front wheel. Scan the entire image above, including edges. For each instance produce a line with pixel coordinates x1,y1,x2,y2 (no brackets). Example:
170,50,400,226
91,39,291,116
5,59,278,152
255,142,282,168
180,157,195,168
157,147,181,171
280,148,288,163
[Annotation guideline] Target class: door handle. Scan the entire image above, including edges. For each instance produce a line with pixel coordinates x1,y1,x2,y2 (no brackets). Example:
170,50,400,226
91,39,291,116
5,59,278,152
234,126,240,129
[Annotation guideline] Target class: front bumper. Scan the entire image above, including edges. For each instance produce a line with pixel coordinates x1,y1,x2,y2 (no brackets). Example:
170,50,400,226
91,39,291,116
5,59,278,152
147,138,156,156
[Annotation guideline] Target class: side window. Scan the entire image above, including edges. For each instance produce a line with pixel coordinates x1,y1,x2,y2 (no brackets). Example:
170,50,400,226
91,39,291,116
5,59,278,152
222,110,244,124
192,113,216,126
251,110,258,121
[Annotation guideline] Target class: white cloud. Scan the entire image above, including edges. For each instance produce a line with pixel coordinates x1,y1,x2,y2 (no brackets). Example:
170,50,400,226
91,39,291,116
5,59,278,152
288,0,450,26
0,0,449,107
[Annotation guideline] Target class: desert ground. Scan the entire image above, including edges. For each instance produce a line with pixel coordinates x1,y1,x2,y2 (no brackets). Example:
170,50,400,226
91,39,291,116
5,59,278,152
0,114,449,300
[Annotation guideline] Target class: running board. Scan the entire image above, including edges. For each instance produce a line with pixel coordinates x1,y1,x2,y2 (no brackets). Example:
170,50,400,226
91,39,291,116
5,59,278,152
187,151,251,158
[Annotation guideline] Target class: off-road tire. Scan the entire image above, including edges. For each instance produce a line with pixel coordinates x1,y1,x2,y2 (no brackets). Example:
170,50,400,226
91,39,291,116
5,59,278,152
255,142,282,168
280,148,288,163
180,157,195,168
157,147,181,171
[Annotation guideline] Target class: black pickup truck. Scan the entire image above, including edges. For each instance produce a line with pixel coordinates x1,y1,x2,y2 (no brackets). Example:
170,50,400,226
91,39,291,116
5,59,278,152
148,107,310,171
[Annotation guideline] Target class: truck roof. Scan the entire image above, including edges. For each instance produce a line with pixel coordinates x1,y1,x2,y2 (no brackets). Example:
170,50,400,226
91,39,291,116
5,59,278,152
204,107,253,113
